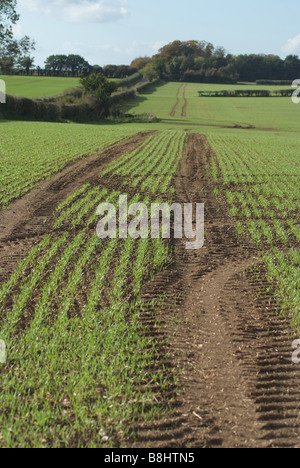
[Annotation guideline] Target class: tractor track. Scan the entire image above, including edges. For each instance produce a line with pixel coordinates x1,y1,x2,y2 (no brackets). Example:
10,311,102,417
133,133,300,448
170,84,184,117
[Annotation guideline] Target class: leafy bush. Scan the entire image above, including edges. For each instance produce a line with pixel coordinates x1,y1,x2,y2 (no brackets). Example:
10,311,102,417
80,73,117,117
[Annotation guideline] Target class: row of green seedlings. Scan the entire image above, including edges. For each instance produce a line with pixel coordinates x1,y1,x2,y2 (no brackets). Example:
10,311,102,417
100,132,164,177
102,130,186,194
206,136,299,248
207,135,300,186
208,134,300,328
140,132,186,194
246,180,300,203
226,191,299,221
222,136,299,180
102,130,172,179
126,131,184,191
261,248,300,328
235,219,300,248
0,187,174,447
0,125,136,208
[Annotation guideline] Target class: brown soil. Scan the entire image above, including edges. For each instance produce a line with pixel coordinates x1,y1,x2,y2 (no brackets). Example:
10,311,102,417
170,84,183,117
134,133,300,448
0,132,153,284
181,85,188,117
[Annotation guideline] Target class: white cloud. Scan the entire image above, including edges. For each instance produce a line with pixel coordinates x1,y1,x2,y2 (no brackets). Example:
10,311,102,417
19,0,129,24
282,34,300,55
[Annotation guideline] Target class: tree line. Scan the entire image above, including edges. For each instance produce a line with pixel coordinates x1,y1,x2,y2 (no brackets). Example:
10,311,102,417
131,41,300,84
2,48,138,79
38,57,138,79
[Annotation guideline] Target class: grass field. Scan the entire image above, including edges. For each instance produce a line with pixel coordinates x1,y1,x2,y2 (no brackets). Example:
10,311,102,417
124,82,298,132
0,76,81,98
0,79,300,447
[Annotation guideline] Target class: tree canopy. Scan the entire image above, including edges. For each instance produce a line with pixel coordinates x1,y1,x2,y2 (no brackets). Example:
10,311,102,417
130,40,300,84
80,73,117,117
0,0,19,40
44,55,91,77
0,0,35,74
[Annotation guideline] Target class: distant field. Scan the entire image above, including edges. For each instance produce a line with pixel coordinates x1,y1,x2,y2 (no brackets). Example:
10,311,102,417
123,82,297,132
0,75,81,98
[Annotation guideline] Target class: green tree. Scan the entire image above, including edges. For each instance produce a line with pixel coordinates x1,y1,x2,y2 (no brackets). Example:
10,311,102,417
80,73,117,117
45,55,68,76
169,57,183,81
284,55,300,80
141,63,159,82
0,0,19,41
0,1,35,74
44,54,91,76
67,54,90,76
18,55,34,75
130,57,152,70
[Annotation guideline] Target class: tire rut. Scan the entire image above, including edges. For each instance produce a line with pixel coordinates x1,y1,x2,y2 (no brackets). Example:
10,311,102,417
170,84,184,117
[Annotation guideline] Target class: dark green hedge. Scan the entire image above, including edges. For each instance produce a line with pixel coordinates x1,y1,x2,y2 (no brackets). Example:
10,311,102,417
198,89,293,97
0,80,159,122
2,95,62,121
117,72,142,89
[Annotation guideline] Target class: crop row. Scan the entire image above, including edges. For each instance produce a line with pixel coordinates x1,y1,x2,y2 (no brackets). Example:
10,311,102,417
0,199,173,447
0,121,139,208
102,130,186,194
207,133,300,326
0,129,184,446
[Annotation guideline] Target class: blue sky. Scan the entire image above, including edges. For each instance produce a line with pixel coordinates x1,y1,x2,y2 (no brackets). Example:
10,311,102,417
14,0,300,67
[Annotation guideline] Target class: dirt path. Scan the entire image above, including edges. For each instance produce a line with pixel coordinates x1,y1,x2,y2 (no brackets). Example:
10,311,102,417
170,84,184,117
181,85,188,117
135,133,300,448
0,132,153,284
